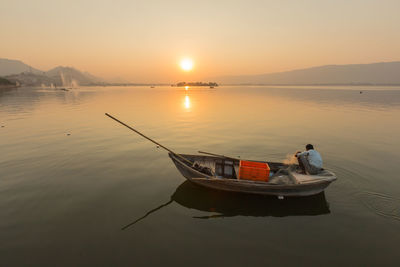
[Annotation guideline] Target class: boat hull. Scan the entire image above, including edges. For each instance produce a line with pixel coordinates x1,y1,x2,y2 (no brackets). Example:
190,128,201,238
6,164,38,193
169,153,336,197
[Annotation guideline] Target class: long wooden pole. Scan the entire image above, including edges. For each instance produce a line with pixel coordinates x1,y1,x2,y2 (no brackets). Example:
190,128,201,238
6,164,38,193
105,113,192,165
198,150,240,161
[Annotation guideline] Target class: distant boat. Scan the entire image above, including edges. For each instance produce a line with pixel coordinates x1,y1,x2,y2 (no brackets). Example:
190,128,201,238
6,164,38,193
150,86,155,88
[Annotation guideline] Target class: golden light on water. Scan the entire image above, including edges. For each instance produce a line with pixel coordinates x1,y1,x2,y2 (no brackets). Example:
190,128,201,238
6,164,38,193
180,58,194,71
185,86,189,90
184,95,191,109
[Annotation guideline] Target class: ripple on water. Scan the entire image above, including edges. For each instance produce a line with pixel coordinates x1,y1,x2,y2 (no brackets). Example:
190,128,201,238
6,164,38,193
357,191,400,222
324,158,400,223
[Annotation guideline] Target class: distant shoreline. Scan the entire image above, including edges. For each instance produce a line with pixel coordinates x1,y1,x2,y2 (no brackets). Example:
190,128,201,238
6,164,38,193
3,84,400,90
0,84,19,91
90,83,400,87
219,83,400,86
93,82,400,87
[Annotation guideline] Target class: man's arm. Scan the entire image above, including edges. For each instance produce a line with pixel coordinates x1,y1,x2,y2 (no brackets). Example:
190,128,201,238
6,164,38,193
295,151,308,157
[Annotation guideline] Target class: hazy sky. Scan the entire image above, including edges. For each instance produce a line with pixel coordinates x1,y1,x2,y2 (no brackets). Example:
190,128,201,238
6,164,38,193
1,0,400,82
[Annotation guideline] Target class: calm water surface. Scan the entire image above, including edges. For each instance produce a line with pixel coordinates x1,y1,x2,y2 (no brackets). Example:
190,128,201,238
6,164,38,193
1,86,400,266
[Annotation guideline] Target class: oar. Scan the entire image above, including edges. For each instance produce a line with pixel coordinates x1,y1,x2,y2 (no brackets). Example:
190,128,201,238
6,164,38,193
198,150,240,161
105,113,193,165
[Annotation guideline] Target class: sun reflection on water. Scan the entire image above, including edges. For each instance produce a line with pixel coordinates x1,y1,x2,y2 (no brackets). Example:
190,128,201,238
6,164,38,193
184,94,191,109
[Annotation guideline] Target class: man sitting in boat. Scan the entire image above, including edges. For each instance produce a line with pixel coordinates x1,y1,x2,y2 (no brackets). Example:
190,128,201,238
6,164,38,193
295,144,323,175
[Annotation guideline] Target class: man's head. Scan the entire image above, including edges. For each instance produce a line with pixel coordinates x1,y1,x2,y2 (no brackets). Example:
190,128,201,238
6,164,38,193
306,144,314,150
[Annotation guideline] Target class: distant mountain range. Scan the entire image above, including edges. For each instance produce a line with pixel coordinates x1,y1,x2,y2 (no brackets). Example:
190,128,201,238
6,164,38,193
2,58,400,86
0,58,103,86
212,62,400,85
45,66,103,85
0,58,43,76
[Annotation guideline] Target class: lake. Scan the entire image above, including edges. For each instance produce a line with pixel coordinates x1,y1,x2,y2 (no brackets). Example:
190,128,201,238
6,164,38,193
1,85,400,266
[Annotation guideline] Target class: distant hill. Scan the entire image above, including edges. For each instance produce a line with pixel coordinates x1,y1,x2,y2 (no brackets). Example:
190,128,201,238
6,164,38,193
6,72,56,87
213,62,400,85
0,58,104,86
0,58,43,76
46,66,103,86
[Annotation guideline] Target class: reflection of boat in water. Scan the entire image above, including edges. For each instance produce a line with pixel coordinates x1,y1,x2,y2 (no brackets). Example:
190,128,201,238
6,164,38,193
169,153,337,197
173,181,330,218
122,181,330,229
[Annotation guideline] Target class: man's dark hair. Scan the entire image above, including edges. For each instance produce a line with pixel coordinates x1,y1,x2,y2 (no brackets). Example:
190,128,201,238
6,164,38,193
306,144,314,150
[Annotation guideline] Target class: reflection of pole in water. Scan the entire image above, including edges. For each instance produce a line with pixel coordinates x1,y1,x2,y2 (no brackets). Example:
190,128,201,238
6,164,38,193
121,180,330,230
121,199,173,230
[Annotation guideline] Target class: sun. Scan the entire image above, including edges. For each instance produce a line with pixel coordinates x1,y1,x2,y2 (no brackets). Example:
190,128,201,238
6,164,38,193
180,58,194,71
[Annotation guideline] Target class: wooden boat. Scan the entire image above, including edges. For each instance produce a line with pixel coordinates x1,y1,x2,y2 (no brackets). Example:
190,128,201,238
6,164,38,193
169,153,337,197
105,113,337,198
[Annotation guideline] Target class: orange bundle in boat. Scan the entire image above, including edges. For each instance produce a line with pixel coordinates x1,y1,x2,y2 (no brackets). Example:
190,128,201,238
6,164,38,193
239,160,270,182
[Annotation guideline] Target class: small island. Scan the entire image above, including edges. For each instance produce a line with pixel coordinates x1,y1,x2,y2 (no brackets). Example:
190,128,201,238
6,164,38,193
174,81,218,88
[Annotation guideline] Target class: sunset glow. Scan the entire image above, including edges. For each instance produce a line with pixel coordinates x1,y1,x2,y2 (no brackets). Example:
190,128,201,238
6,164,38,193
0,0,399,83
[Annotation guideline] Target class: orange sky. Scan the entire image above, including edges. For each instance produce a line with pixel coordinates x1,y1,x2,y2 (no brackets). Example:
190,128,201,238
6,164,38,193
1,0,400,83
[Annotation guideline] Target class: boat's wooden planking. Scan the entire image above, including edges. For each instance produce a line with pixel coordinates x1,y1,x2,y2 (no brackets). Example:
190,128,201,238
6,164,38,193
169,153,337,197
